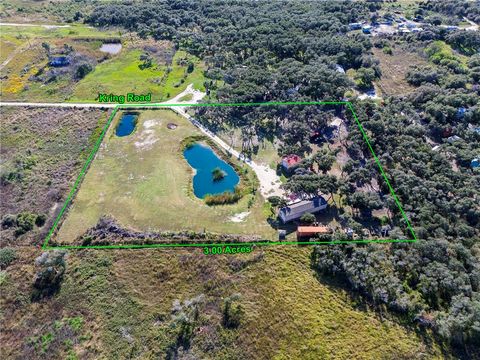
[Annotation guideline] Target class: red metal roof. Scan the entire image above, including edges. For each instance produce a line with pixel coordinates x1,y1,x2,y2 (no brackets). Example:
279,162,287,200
283,154,302,166
297,226,332,236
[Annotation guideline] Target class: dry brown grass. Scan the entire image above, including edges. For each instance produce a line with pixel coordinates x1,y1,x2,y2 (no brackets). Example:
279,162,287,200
373,45,428,97
0,247,446,359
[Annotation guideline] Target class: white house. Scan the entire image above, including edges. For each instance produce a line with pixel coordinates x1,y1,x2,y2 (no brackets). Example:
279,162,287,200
278,196,327,223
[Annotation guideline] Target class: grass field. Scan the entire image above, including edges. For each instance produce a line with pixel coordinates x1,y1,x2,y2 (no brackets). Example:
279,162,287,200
372,45,426,96
0,23,205,102
0,107,108,246
57,109,275,244
71,49,205,102
0,23,120,40
1,246,445,359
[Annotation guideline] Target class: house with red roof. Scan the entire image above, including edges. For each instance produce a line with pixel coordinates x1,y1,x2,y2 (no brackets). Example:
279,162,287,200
281,154,302,172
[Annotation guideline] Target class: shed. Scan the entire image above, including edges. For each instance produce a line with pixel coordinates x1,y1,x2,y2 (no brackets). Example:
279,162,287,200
362,25,372,34
349,23,362,30
278,197,327,223
49,56,70,67
297,226,332,239
447,135,461,144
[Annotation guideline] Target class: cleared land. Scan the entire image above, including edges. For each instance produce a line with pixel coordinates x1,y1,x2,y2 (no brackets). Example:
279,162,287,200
57,109,275,244
372,45,427,96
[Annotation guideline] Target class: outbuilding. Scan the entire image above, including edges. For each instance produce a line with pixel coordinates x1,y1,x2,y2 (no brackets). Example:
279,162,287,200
49,56,70,67
297,226,332,239
471,158,479,169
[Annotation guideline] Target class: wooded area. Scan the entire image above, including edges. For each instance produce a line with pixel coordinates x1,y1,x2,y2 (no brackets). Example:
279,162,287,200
84,0,480,352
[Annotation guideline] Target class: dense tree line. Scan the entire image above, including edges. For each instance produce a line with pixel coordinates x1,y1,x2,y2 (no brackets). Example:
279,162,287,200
419,0,480,24
85,0,480,352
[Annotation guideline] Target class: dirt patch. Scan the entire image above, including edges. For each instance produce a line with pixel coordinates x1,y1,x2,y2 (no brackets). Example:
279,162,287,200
229,211,251,223
127,37,175,65
372,45,427,96
134,119,160,150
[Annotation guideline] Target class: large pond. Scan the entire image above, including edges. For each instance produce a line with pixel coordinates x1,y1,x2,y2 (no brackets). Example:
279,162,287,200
116,114,137,137
100,43,122,54
184,143,240,198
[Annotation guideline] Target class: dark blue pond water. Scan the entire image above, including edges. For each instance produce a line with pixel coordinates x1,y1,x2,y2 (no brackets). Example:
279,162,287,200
116,114,137,137
183,144,240,198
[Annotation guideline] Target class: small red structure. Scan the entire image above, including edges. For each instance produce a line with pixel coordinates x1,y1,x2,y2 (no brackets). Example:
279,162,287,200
281,154,302,171
297,226,332,239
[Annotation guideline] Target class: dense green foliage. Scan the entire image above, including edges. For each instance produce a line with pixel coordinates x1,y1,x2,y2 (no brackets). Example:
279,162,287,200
0,247,17,269
85,0,480,352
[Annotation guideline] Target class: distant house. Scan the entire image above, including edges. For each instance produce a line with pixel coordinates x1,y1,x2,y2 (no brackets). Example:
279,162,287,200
447,135,461,144
472,158,479,169
281,154,302,172
380,225,391,237
297,226,332,239
49,56,70,67
362,25,372,34
278,197,327,223
445,25,459,31
349,23,362,31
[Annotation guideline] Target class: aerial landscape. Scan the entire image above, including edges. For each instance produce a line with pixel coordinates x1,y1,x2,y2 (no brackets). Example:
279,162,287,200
0,0,479,359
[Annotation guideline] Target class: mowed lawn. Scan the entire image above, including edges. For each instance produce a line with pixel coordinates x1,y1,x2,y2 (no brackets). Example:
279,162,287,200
57,109,275,243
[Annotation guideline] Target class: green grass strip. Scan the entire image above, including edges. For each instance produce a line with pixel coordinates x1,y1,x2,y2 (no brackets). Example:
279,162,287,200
41,100,417,250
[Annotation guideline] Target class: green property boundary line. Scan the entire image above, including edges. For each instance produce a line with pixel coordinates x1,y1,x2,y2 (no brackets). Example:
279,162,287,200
42,100,417,250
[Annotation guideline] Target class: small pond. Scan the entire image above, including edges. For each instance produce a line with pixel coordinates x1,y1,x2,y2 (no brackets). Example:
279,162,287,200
116,114,137,137
100,43,122,54
183,143,240,198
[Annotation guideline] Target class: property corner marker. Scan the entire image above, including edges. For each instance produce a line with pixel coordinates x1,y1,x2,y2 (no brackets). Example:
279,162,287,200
42,101,417,251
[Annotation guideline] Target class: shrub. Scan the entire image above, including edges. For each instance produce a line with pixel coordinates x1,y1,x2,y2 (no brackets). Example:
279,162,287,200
15,212,37,236
32,251,67,300
300,212,316,224
35,214,47,227
267,195,286,208
212,167,226,181
0,248,17,268
204,188,242,205
75,63,93,80
222,294,244,329
1,214,16,228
